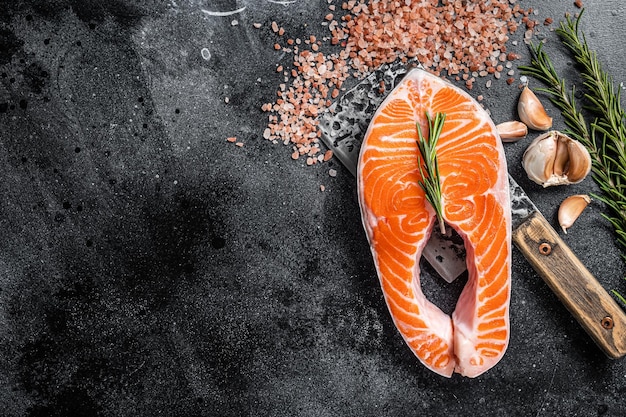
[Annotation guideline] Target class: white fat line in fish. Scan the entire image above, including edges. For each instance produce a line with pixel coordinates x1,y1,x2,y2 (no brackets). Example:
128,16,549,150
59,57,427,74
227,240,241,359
476,280,508,307
438,119,475,139
200,7,246,17
385,132,421,141
385,283,422,312
375,247,416,281
406,332,446,346
438,123,488,147
374,136,416,146
480,305,508,321
363,145,418,156
475,250,508,281
372,122,418,133
364,166,412,186
466,218,506,252
405,328,453,356
476,324,508,341
387,303,429,333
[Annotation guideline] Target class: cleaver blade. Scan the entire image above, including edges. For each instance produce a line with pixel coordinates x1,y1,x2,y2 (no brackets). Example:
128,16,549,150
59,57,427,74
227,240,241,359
317,61,467,283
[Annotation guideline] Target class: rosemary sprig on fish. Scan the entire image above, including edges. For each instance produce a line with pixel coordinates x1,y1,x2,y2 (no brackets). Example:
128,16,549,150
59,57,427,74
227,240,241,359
416,112,447,235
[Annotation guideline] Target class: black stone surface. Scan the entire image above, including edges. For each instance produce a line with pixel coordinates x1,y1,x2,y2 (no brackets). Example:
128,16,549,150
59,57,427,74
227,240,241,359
1,1,626,416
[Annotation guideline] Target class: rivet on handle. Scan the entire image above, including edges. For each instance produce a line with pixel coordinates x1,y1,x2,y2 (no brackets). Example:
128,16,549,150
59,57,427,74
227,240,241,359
601,316,614,330
538,242,552,256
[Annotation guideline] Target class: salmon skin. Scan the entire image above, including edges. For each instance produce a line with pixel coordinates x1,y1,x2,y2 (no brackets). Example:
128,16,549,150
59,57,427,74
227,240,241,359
357,68,511,378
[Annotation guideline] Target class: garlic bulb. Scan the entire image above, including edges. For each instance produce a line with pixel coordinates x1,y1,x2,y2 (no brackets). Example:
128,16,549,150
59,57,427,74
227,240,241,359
496,121,528,142
558,194,591,233
518,85,553,130
522,131,592,187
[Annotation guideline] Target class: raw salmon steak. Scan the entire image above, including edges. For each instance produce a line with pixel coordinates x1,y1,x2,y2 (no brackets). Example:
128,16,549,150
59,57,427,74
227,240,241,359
357,68,511,378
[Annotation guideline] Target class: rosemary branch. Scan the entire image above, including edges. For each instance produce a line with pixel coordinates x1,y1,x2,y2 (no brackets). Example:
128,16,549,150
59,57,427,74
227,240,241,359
556,11,626,259
519,10,626,300
417,112,446,235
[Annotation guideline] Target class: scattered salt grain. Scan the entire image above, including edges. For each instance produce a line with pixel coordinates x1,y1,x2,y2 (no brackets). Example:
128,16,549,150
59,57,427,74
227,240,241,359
328,169,337,177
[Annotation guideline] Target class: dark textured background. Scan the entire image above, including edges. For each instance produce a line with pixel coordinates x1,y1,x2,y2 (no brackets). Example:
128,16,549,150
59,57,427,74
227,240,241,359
1,1,626,416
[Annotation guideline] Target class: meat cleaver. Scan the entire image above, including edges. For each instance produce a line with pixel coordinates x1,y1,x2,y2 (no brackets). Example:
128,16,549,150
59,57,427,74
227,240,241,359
318,62,626,358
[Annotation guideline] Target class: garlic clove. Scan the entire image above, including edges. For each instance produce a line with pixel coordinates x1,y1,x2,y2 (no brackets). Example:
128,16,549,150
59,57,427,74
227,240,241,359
517,85,553,131
522,131,558,186
564,138,592,183
558,194,591,233
522,131,592,187
553,134,570,176
496,121,528,142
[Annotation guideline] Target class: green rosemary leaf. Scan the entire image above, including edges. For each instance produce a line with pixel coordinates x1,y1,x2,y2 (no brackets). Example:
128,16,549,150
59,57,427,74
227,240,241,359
613,289,626,306
416,112,446,235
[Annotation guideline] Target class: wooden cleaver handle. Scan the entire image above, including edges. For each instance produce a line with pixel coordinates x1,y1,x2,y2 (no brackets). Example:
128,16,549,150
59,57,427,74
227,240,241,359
512,210,626,359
